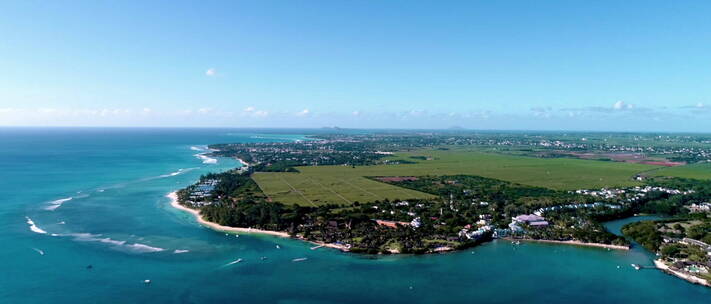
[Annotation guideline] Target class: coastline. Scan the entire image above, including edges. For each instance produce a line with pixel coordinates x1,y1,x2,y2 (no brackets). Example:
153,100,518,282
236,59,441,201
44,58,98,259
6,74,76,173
654,259,711,287
235,158,249,168
167,192,350,251
509,238,630,250
167,192,290,238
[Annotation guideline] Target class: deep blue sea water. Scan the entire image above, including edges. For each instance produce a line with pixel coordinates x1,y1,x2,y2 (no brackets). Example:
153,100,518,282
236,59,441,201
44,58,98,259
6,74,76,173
1,128,709,303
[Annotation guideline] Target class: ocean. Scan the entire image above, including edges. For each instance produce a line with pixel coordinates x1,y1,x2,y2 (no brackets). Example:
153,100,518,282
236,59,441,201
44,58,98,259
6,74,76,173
1,127,709,303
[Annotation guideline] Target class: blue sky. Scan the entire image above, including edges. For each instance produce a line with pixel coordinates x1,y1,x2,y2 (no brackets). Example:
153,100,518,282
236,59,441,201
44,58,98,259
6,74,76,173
1,1,711,131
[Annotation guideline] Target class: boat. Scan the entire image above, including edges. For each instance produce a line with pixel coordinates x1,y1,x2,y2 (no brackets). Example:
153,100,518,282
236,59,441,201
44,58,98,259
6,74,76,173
276,245,280,249
260,256,268,260
631,264,641,270
144,279,151,285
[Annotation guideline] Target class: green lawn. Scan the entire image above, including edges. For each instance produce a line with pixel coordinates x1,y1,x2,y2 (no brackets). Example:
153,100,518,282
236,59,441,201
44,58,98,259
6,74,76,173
252,150,657,206
650,162,711,180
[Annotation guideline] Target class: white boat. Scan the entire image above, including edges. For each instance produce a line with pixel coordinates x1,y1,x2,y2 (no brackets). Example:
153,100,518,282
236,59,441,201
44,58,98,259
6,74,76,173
276,245,280,249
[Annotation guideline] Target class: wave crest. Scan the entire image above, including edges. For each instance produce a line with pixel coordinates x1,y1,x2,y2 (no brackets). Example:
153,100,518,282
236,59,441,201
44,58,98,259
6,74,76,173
26,217,47,234
44,197,73,211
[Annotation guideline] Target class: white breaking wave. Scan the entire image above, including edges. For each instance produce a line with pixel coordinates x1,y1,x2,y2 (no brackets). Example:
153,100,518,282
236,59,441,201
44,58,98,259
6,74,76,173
195,153,217,164
32,248,45,255
190,146,206,151
25,217,47,234
125,243,165,253
64,233,165,253
158,167,198,178
173,249,190,254
44,197,73,211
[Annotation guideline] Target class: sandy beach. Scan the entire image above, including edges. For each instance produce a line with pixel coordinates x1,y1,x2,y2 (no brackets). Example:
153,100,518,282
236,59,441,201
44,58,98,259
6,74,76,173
168,191,351,251
167,192,290,238
236,158,250,168
654,259,711,287
510,238,630,250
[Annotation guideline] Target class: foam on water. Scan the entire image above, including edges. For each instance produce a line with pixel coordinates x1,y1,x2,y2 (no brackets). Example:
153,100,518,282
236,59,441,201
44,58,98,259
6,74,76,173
44,197,73,211
173,249,190,254
26,217,48,234
195,153,218,164
62,232,166,253
125,243,165,253
158,167,198,178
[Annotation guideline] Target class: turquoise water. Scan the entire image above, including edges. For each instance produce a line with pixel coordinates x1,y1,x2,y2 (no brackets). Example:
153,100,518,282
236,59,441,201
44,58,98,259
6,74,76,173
1,128,709,303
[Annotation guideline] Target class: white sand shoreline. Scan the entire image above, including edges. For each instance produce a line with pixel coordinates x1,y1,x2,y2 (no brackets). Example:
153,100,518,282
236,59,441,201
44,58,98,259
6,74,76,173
236,158,249,168
167,192,350,251
167,192,290,238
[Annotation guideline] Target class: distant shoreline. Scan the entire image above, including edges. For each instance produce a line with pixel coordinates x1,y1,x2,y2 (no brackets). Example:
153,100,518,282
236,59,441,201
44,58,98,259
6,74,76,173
508,238,630,250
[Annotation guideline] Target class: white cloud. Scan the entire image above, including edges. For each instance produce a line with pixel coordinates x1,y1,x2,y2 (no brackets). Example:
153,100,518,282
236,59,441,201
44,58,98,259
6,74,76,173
241,106,268,118
352,111,361,116
197,107,213,114
697,102,705,108
613,101,633,110
253,110,269,117
205,68,217,76
296,109,310,116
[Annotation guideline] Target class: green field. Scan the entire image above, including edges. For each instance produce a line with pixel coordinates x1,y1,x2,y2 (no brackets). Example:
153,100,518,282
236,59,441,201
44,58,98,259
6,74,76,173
253,150,658,206
650,162,711,180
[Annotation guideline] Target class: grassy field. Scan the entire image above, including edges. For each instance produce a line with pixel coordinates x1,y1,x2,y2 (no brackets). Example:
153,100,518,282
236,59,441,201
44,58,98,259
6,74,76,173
252,149,658,206
649,162,711,180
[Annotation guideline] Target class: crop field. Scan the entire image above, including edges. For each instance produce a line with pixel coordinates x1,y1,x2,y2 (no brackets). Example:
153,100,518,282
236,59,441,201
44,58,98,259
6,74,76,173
252,150,658,206
650,162,711,180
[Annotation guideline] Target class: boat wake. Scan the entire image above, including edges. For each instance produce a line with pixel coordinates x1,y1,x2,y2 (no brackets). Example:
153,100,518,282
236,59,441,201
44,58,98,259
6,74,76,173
223,258,243,267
